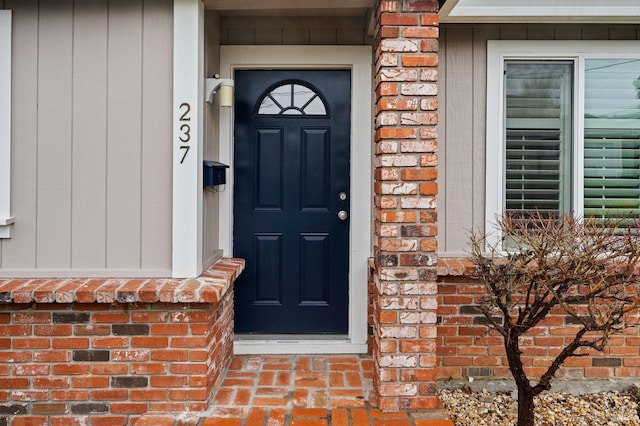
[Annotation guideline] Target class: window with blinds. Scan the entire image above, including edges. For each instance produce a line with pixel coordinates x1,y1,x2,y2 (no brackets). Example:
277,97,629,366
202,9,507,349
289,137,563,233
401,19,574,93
584,59,640,221
487,42,640,239
504,62,573,218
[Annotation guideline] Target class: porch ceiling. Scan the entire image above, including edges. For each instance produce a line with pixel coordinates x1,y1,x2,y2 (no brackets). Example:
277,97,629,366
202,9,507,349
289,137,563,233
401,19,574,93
441,0,640,23
204,0,374,17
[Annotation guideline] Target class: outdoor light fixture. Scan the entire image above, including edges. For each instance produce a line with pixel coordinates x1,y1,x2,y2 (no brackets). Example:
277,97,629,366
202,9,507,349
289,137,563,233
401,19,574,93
206,75,234,107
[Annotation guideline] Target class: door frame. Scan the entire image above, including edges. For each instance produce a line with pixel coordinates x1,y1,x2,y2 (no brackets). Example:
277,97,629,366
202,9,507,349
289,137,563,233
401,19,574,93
218,46,372,354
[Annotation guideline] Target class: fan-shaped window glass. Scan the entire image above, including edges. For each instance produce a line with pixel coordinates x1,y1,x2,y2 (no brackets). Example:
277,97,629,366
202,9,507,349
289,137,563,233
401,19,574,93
258,83,328,116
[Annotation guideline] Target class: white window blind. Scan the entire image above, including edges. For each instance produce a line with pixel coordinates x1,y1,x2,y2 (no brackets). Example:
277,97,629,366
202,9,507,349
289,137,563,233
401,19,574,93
584,59,640,220
504,62,573,217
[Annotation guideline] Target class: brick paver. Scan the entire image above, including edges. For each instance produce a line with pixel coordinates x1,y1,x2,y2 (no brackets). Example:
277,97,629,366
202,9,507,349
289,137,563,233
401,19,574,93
135,355,453,425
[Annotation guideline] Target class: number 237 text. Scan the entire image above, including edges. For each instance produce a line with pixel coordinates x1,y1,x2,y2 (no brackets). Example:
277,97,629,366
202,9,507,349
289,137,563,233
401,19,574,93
177,102,191,164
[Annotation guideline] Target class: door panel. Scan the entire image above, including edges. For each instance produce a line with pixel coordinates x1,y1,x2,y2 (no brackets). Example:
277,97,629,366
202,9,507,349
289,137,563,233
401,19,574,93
301,128,330,210
254,234,282,303
233,69,351,334
255,128,283,210
299,233,330,304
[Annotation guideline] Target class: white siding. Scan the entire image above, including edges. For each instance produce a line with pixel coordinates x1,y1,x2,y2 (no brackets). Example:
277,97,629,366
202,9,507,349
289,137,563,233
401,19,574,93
438,24,640,256
0,0,174,277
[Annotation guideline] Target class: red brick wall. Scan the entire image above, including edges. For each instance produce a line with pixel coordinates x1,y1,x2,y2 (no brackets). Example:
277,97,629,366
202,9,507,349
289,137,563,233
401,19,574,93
0,259,243,425
437,259,640,381
371,0,440,412
0,295,233,425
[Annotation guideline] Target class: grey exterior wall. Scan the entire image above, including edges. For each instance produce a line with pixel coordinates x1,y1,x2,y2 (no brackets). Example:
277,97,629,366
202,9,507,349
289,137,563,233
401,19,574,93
220,16,370,45
11,6,635,273
1,0,173,277
0,5,367,278
203,11,223,269
437,24,640,257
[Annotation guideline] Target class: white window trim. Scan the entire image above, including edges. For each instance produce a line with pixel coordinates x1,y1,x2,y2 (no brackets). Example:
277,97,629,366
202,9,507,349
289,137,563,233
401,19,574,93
0,11,13,239
218,45,372,354
486,40,640,244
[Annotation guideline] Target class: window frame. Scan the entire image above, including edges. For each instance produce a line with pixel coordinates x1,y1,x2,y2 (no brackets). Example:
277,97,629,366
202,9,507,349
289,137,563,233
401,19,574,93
486,40,640,242
256,80,329,117
0,10,12,239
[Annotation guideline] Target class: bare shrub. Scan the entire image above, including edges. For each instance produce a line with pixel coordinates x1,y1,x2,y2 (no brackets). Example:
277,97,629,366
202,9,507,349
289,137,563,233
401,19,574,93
470,212,640,426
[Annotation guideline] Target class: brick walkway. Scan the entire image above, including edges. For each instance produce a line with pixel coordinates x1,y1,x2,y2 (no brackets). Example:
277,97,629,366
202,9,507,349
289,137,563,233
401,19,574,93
135,355,453,425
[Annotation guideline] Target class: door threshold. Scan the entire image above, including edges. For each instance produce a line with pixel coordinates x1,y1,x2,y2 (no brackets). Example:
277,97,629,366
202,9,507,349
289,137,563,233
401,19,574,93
234,334,368,354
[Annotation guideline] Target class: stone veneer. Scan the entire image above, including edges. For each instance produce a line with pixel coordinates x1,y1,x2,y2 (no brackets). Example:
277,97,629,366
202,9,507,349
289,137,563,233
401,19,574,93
0,258,243,425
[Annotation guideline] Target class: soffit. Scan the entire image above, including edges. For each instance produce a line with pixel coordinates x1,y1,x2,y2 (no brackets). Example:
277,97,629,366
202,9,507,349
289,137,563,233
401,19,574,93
204,0,374,17
440,0,640,23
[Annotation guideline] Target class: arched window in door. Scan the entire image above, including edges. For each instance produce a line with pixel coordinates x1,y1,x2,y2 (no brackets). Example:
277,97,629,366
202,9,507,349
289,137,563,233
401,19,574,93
257,81,328,116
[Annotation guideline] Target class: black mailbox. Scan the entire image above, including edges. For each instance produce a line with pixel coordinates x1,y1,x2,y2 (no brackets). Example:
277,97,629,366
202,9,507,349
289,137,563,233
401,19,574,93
203,160,229,187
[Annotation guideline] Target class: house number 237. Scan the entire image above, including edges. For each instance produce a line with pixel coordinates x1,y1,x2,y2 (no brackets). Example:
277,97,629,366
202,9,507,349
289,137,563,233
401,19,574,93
178,102,191,164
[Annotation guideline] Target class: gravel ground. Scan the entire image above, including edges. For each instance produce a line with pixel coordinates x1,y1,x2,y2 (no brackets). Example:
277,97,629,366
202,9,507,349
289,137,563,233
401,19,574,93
439,386,640,426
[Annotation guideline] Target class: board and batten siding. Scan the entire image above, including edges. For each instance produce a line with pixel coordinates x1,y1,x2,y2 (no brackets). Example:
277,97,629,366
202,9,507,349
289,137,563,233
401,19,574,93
0,0,174,277
438,24,640,257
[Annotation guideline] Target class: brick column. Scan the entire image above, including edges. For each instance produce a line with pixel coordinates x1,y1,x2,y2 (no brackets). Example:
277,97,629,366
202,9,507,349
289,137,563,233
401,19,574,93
372,0,440,411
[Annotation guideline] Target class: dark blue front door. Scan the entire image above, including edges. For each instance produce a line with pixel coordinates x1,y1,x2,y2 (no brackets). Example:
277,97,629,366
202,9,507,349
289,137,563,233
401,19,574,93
233,70,351,334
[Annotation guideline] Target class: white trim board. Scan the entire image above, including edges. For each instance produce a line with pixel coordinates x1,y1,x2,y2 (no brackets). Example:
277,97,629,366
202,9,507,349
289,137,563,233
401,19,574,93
205,0,374,11
219,45,373,355
451,0,640,16
172,0,205,278
442,0,640,23
0,11,13,238
235,337,368,355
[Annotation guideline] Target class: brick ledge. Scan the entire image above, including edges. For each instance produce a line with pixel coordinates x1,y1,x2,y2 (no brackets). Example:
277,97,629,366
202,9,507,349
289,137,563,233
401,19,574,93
0,257,245,304
436,257,475,277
